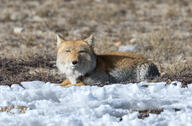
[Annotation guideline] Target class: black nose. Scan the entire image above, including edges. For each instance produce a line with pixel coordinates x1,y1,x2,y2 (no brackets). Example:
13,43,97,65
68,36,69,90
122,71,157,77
72,61,78,65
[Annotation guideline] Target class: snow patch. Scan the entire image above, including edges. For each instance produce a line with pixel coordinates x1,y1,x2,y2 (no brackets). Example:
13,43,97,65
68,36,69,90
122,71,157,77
0,81,192,126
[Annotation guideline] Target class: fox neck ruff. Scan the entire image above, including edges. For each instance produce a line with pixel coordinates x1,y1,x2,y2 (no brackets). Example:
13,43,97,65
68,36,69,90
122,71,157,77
56,54,97,84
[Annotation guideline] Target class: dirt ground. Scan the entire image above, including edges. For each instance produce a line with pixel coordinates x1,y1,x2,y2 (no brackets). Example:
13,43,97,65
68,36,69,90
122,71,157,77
1,0,192,86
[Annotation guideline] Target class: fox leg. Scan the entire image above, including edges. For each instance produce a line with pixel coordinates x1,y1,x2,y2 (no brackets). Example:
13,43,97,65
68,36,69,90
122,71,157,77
60,79,71,86
64,82,85,87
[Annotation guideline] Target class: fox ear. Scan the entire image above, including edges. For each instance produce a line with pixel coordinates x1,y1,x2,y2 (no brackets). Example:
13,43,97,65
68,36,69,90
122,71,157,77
84,35,94,46
56,34,64,46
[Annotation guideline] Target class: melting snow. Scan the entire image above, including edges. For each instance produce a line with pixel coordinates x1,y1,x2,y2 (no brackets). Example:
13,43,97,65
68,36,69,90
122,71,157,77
0,81,192,126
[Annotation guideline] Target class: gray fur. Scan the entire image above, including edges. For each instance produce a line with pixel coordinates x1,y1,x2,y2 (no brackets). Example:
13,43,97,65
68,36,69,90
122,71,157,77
82,62,160,86
136,63,160,81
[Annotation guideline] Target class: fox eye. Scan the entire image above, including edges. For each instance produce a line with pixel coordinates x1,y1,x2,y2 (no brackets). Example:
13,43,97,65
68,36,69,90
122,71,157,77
79,50,86,53
65,49,71,52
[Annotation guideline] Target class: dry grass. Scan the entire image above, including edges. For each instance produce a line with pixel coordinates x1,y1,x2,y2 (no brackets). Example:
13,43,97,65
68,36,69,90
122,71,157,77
137,27,192,75
0,0,192,85
0,105,27,114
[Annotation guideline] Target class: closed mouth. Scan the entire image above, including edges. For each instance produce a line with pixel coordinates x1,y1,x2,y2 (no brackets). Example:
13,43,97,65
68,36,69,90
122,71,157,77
71,65,78,69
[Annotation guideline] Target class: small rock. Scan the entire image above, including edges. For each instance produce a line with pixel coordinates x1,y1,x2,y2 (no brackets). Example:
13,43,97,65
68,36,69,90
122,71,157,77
114,42,122,47
118,45,139,52
13,27,23,34
130,38,137,43
32,16,44,22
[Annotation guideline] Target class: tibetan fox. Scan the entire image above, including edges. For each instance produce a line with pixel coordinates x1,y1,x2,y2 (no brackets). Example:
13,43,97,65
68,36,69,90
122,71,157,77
56,35,160,87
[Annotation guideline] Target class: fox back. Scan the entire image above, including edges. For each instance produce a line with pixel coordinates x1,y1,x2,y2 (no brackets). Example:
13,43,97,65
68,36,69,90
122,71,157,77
56,35,160,86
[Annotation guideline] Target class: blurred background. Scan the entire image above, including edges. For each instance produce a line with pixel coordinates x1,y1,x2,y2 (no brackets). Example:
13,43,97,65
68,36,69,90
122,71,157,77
0,0,192,85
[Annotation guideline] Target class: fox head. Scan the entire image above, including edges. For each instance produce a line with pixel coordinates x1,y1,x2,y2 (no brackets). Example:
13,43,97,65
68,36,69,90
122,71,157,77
56,34,96,82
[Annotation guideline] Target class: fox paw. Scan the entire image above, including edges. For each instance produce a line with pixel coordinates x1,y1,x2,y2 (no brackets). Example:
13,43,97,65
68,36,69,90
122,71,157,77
60,79,70,86
64,82,85,88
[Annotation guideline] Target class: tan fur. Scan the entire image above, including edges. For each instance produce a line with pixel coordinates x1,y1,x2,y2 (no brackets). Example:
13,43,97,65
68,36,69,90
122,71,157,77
56,35,160,87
